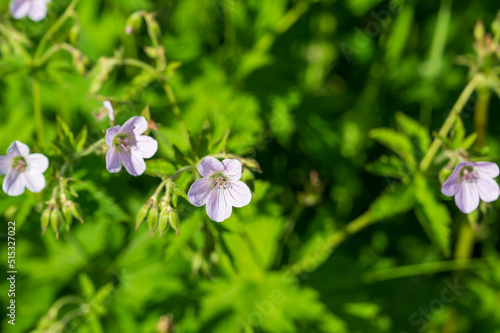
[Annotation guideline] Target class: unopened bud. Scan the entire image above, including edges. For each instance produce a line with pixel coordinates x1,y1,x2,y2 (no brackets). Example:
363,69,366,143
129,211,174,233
474,20,485,42
50,209,63,239
69,24,80,45
158,208,169,238
168,211,180,235
136,203,151,230
148,206,159,237
62,205,73,232
125,12,142,35
68,201,84,224
244,159,262,174
41,207,52,235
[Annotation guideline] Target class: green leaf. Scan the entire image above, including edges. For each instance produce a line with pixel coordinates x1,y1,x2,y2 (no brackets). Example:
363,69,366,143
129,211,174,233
413,174,451,256
145,159,177,177
365,155,408,179
369,127,416,166
451,117,466,148
460,133,477,150
368,182,415,223
395,111,431,153
75,126,88,152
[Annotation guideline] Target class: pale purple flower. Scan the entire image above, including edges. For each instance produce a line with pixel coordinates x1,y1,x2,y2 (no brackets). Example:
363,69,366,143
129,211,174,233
188,156,252,222
441,161,500,214
103,100,115,121
105,116,158,176
10,0,50,22
0,141,49,196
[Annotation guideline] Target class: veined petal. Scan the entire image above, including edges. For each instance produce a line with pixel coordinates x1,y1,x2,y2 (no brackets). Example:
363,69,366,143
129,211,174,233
228,181,251,208
106,147,123,173
206,190,232,222
103,100,115,121
28,0,47,21
122,151,146,176
454,182,480,214
188,178,213,207
0,156,12,175
7,140,30,157
2,170,25,196
105,125,122,147
23,171,46,193
27,153,49,173
122,116,148,136
198,156,223,177
475,162,500,178
222,159,242,181
135,135,158,159
476,177,500,203
441,167,461,197
10,0,31,19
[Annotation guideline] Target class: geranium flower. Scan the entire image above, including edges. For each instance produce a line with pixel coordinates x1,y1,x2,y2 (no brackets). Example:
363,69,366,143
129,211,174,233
441,161,500,214
103,100,115,122
0,141,49,196
188,156,252,222
10,0,50,22
105,116,158,176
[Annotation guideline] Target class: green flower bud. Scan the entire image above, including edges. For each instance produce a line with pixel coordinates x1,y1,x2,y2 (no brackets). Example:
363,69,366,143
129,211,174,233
69,24,80,45
125,12,142,35
135,203,151,230
41,207,52,236
68,201,84,224
474,20,485,42
62,205,73,232
168,211,180,236
158,208,169,238
50,209,63,239
147,206,159,237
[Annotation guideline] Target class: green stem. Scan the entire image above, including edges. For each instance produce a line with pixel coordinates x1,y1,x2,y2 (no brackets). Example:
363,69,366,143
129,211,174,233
364,258,489,282
34,0,79,62
122,58,157,74
473,83,491,149
32,78,45,146
419,75,483,171
454,218,476,260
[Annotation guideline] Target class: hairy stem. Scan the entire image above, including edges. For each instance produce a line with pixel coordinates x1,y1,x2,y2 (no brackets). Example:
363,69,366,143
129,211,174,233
420,75,483,171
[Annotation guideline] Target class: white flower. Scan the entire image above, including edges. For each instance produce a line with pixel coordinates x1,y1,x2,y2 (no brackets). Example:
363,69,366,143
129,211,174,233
103,100,115,121
0,141,49,196
188,156,252,222
10,0,50,22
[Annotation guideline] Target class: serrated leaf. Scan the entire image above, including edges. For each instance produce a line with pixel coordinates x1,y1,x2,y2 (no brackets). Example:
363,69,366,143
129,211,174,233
75,126,88,152
210,129,230,154
460,133,477,149
365,155,408,179
414,174,451,256
396,111,431,154
451,117,466,148
368,182,415,223
369,127,416,166
56,115,75,148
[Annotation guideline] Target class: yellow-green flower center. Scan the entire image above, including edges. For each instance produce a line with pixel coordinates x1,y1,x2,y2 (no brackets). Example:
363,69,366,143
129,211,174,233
12,156,27,172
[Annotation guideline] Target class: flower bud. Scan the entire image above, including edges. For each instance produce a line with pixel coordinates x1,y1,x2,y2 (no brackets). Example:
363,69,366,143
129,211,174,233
69,24,80,45
41,207,52,236
62,205,73,232
50,209,63,239
68,201,84,224
168,211,180,235
125,12,142,35
135,203,150,230
147,206,159,237
474,20,485,42
158,208,169,238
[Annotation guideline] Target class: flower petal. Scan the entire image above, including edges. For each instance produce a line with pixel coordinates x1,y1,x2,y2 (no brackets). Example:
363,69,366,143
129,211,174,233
122,151,146,176
222,159,242,181
206,190,232,222
475,162,500,178
103,100,115,121
121,116,148,136
106,147,123,173
135,135,158,159
28,0,47,21
0,156,12,175
228,181,251,208
7,140,30,157
105,125,122,147
10,0,31,19
476,177,500,203
2,170,25,196
27,153,49,173
198,156,223,177
454,182,480,214
23,171,46,193
188,178,213,207
441,167,461,197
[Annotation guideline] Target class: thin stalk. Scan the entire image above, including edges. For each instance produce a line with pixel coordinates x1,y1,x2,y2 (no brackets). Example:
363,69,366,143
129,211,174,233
473,84,491,149
420,75,483,171
32,78,45,146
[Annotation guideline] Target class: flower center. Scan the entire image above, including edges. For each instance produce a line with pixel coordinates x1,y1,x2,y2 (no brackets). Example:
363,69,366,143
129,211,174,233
12,157,27,173
460,166,478,183
212,172,231,190
113,134,133,152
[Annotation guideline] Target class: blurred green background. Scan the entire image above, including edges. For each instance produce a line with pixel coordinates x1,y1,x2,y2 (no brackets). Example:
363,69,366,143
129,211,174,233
1,0,500,332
